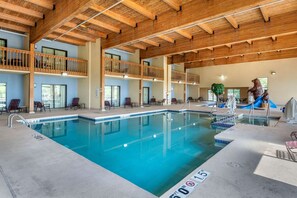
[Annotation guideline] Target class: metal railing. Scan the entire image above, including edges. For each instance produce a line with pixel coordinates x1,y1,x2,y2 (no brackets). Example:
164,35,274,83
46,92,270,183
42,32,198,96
8,113,31,128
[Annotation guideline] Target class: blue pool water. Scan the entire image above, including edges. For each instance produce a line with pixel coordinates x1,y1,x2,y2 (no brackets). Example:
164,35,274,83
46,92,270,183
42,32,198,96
32,112,222,196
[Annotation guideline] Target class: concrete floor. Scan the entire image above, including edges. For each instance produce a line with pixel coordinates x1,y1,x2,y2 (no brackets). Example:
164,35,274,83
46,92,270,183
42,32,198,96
0,103,296,198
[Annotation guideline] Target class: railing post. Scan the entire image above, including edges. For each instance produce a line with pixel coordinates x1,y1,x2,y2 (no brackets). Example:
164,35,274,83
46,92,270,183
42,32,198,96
28,43,35,113
100,48,105,111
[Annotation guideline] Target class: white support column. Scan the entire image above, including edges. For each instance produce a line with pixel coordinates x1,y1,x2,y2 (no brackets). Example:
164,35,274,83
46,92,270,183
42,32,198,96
166,64,172,105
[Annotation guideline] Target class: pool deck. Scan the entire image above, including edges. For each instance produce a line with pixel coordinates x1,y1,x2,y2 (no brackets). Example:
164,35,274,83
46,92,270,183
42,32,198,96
0,104,296,198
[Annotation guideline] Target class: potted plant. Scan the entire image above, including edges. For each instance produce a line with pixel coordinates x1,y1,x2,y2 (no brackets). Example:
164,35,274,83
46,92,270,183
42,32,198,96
211,83,225,107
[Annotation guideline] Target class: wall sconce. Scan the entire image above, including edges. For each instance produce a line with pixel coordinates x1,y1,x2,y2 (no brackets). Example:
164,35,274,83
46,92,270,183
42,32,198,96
123,74,128,78
61,72,68,76
219,74,226,81
193,82,196,85
178,80,182,84
271,71,276,75
153,78,157,81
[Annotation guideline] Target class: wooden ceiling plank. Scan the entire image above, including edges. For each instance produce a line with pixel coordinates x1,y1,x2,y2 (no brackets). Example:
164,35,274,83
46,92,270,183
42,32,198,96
47,34,86,46
142,39,160,47
76,14,121,33
247,40,253,45
0,13,35,26
185,48,297,68
121,0,156,20
25,0,53,10
271,36,277,41
30,0,100,43
131,43,147,50
0,21,29,33
260,6,270,22
0,1,43,18
90,4,136,27
175,29,192,39
55,28,95,42
116,46,136,53
198,23,214,34
162,0,181,11
170,34,297,64
225,15,239,29
226,44,232,48
157,35,175,43
63,22,107,38
140,11,297,59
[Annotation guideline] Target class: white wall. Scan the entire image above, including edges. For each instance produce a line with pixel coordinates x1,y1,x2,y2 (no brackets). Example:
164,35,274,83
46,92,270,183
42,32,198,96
187,85,199,99
189,58,297,105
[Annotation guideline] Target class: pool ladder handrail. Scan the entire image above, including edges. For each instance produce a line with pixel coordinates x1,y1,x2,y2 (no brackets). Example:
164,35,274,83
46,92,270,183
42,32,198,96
7,113,31,128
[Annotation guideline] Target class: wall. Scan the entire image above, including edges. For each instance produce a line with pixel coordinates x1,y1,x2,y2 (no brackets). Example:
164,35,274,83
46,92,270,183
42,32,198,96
0,31,25,49
105,49,140,63
36,40,78,58
128,79,140,104
0,72,24,106
172,83,184,101
34,74,78,105
152,81,164,100
105,77,129,106
189,58,297,105
143,81,153,100
187,85,199,99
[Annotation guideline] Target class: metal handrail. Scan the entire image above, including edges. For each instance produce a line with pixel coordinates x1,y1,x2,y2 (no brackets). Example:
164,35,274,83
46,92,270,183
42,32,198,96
7,113,31,128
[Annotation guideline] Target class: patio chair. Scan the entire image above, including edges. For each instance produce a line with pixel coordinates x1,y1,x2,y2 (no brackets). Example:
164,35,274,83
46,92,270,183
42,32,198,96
8,99,21,112
187,97,194,102
290,131,297,140
285,141,297,162
105,101,111,110
157,99,166,106
34,101,46,112
124,97,133,108
68,97,80,110
150,98,156,105
171,98,177,104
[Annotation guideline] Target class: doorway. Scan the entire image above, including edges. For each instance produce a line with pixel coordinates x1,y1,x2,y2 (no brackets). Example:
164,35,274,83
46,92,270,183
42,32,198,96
42,84,67,108
0,83,7,109
143,87,150,105
105,85,121,107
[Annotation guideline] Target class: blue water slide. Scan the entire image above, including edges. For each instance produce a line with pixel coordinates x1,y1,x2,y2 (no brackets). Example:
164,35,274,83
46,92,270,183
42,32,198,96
240,96,277,109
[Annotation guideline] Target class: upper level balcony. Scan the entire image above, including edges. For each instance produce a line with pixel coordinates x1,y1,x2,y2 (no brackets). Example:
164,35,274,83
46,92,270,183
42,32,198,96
172,70,200,84
0,47,88,77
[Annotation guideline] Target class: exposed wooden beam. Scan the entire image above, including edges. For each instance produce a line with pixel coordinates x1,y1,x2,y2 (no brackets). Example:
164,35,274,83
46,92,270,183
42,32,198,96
0,21,29,33
0,1,43,18
103,0,273,49
140,11,297,59
175,29,192,40
63,22,107,38
0,13,34,26
225,15,239,29
260,6,270,22
55,28,96,42
226,44,232,48
169,34,297,64
90,4,136,27
198,23,214,34
131,43,147,50
207,47,214,51
25,0,53,10
185,48,297,68
271,36,277,41
157,35,175,43
162,0,181,11
121,0,156,20
30,0,99,43
142,39,160,47
247,40,253,45
116,46,136,53
47,34,86,46
76,14,121,33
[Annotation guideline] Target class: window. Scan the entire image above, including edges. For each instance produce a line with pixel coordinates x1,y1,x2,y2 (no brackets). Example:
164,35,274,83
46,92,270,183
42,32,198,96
105,85,121,107
208,90,217,101
105,53,121,72
227,89,240,99
258,77,268,91
0,83,6,109
42,47,68,70
42,84,67,108
0,38,7,63
143,61,150,66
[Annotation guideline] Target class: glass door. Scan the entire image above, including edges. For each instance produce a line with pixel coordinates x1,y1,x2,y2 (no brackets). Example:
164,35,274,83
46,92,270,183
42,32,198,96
143,87,149,105
0,83,6,109
42,84,67,108
105,85,120,107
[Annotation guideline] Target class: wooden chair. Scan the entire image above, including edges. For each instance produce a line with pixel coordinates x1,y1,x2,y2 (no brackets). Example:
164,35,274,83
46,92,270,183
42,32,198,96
105,101,111,110
124,97,133,108
8,99,20,112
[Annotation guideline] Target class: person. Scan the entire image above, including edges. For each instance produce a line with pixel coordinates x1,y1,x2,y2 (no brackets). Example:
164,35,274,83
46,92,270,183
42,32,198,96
247,78,263,100
262,90,269,103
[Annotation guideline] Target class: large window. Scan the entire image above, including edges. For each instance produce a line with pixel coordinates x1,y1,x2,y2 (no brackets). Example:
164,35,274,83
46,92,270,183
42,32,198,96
208,90,217,101
42,47,68,70
258,77,268,91
105,53,121,72
0,83,6,109
227,89,240,99
0,38,7,63
42,84,67,108
105,85,121,107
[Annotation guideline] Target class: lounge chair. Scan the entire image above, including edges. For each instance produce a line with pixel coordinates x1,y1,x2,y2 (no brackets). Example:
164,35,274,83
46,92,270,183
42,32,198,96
290,131,297,140
34,101,46,112
68,97,80,110
8,99,20,112
105,101,111,110
171,98,177,104
285,141,297,162
150,98,156,105
188,97,194,102
124,97,133,108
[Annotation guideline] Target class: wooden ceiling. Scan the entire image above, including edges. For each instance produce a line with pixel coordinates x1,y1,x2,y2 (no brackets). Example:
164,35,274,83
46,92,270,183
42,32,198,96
0,0,296,68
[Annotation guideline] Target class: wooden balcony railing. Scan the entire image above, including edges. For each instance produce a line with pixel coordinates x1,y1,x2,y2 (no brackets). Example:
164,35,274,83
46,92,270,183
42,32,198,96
35,52,88,76
143,65,164,80
187,73,200,84
0,47,30,71
105,57,141,78
172,70,186,83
